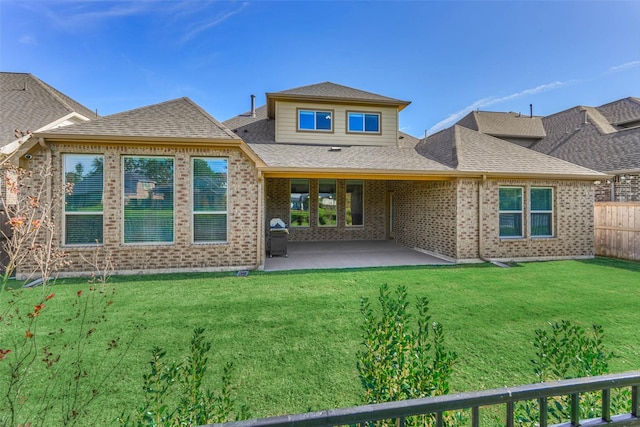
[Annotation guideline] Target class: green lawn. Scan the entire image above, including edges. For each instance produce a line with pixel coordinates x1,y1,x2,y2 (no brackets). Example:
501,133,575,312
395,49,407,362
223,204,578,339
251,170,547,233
2,258,639,425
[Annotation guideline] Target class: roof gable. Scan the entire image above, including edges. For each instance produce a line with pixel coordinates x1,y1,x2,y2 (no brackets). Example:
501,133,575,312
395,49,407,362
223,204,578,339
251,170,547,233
265,82,410,118
0,72,96,146
40,97,239,141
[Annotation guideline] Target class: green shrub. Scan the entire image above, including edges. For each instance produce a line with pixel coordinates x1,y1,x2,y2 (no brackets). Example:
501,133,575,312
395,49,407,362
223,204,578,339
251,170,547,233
357,284,458,425
119,327,249,427
516,321,631,426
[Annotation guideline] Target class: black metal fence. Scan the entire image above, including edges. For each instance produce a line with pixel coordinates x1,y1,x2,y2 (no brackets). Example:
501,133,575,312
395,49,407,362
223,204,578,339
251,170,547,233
205,371,640,427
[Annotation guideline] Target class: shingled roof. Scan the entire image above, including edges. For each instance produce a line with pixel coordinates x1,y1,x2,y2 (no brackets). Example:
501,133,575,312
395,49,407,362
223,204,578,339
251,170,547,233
265,82,410,118
40,97,239,141
456,111,546,138
0,72,96,146
531,105,640,173
417,125,603,177
596,97,640,128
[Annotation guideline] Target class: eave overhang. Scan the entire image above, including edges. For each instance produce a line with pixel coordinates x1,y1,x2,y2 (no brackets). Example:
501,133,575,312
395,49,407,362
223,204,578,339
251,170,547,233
258,166,606,182
265,93,411,119
30,133,266,167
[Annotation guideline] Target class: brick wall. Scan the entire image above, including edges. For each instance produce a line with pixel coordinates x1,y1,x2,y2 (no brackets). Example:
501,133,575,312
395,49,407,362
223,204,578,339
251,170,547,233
390,180,459,259
593,175,639,202
479,179,595,260
264,178,386,242
16,142,260,278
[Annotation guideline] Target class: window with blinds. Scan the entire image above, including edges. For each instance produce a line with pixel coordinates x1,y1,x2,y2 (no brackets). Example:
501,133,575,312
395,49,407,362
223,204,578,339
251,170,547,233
64,154,104,245
193,158,228,242
123,156,174,244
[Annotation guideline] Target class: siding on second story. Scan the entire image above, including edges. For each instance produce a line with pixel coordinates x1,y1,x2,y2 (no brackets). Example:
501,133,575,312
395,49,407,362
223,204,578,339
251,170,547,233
274,100,400,146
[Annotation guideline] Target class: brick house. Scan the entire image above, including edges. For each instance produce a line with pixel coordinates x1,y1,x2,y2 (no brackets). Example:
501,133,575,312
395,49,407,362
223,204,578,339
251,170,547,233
2,79,605,277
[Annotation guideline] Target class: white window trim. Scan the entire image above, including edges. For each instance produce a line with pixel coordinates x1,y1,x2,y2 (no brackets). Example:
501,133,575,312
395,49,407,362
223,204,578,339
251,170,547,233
530,187,554,238
192,157,229,244
122,155,175,246
297,109,334,133
62,153,104,246
499,186,524,239
346,111,381,134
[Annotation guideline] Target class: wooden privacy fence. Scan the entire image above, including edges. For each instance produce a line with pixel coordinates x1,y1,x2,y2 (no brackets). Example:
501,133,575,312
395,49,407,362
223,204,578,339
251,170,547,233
595,202,640,261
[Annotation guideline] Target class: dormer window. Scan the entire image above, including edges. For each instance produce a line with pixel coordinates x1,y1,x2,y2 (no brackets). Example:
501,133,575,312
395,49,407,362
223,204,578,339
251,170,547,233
298,109,333,132
347,111,380,134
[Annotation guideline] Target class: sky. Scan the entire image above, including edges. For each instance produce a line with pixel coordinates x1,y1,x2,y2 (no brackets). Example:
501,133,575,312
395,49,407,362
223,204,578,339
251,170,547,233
1,0,639,138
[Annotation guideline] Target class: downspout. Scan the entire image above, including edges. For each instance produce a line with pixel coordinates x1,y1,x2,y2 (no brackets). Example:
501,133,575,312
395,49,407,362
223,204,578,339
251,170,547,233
256,170,265,270
478,174,488,262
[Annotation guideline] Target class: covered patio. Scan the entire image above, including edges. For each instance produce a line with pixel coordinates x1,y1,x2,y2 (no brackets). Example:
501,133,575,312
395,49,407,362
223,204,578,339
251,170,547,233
263,240,452,271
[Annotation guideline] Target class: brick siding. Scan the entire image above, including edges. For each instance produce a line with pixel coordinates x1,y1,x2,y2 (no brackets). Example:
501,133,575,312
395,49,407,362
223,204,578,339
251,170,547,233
15,142,260,278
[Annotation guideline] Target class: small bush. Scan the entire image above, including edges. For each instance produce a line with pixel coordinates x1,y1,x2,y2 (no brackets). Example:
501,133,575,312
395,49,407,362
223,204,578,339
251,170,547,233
119,327,249,427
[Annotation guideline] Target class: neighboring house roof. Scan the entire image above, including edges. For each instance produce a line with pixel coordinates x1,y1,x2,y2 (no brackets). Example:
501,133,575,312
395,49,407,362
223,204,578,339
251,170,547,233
456,111,546,138
264,81,411,118
417,125,601,177
0,72,96,147
596,97,640,128
40,97,240,141
531,105,640,173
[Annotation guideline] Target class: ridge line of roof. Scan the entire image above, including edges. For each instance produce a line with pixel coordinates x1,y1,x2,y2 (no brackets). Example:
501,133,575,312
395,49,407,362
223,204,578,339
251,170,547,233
181,97,239,140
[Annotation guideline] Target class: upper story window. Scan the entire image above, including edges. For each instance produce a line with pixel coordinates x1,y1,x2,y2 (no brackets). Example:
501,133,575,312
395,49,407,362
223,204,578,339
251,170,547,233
298,109,333,132
347,112,380,134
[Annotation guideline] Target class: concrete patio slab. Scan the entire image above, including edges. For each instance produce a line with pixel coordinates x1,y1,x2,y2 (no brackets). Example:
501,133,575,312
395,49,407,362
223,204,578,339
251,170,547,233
263,240,452,271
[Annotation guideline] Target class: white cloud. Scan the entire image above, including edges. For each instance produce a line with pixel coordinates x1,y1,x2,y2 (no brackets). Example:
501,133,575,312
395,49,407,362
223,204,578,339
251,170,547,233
427,81,572,135
609,61,640,72
179,2,249,44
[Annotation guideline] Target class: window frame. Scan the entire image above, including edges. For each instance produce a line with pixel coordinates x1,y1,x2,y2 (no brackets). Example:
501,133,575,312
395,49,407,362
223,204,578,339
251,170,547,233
290,179,310,228
530,187,554,238
296,108,334,133
317,178,337,227
63,153,104,246
498,186,524,239
122,155,175,245
345,179,364,227
192,157,228,244
346,111,381,134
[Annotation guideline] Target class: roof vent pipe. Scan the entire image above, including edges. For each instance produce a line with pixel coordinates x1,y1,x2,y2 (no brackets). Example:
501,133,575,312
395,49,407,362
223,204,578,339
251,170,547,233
250,94,256,118
530,104,533,118
583,109,589,124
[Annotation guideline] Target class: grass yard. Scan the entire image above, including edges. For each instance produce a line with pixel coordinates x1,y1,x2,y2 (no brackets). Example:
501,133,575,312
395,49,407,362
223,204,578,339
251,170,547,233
1,258,639,425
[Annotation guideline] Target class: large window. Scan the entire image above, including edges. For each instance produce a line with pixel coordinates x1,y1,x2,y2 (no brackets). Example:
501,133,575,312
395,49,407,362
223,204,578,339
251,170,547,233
290,179,309,227
193,158,227,243
298,109,333,132
64,154,104,245
123,156,174,244
346,180,364,226
530,187,553,237
318,179,337,227
347,112,380,133
499,187,523,238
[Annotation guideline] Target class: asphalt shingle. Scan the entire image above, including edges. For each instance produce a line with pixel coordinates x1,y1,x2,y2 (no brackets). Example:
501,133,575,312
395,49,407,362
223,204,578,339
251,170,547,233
0,72,96,146
42,97,239,140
